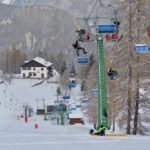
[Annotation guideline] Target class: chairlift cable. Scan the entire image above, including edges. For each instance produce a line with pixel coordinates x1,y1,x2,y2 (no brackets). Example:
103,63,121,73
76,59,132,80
83,0,99,29
98,0,103,7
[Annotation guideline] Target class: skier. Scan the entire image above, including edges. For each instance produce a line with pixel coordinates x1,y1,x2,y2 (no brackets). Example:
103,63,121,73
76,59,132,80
98,125,106,136
89,124,106,136
72,40,87,56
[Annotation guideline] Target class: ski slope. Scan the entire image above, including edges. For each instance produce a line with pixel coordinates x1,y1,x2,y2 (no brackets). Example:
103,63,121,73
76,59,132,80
0,116,150,150
0,77,150,150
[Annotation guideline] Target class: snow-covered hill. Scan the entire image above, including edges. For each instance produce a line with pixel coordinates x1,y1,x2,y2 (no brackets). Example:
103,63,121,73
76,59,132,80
1,0,11,4
0,72,83,127
0,76,150,150
0,0,116,17
0,78,60,124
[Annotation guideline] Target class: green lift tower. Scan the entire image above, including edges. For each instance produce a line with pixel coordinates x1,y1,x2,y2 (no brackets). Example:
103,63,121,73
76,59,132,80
97,38,108,129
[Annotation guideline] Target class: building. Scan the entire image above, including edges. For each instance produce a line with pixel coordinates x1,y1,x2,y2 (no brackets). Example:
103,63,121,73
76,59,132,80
21,57,56,79
68,111,84,125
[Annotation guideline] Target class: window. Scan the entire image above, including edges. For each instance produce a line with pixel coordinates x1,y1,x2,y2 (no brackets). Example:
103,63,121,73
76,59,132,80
29,72,32,76
22,67,26,70
41,73,44,78
33,73,36,76
41,68,44,71
33,68,35,70
27,67,31,70
23,73,26,78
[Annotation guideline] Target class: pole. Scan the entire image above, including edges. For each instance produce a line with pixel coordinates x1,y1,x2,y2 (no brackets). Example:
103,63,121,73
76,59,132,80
24,106,28,123
97,38,108,129
60,105,64,125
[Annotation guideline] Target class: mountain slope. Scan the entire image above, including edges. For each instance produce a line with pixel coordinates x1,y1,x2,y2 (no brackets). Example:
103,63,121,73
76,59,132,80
0,3,76,54
0,0,115,17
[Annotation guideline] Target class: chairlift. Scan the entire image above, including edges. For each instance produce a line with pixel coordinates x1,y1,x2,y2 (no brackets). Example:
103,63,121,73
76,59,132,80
90,89,98,95
62,90,70,99
76,29,91,42
146,25,150,37
98,24,117,33
82,99,89,104
76,104,81,108
67,81,76,89
105,32,118,41
70,104,76,110
77,57,89,63
63,95,70,99
76,102,81,108
71,107,76,110
134,44,149,53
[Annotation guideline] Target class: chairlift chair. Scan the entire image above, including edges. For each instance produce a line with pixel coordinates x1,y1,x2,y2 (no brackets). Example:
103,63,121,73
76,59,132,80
67,82,76,88
77,57,89,63
63,95,70,99
98,24,117,33
134,44,149,53
82,99,89,104
77,46,89,63
90,89,98,95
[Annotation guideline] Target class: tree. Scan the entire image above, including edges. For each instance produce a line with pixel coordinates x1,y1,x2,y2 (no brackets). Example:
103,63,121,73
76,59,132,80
60,61,67,76
109,0,150,134
82,63,97,124
59,70,70,90
56,87,61,96
69,63,77,76
0,46,27,74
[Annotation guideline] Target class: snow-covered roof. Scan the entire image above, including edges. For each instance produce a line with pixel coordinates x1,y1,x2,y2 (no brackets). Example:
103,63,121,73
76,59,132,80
69,111,83,119
33,57,52,67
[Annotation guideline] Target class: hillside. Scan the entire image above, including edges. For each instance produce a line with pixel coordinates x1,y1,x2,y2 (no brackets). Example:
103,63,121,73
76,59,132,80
0,3,76,55
0,0,115,16
0,73,82,119
0,78,58,111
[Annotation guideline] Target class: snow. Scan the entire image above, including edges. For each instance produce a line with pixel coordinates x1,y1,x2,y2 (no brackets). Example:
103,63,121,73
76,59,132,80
0,76,150,150
0,79,59,111
69,109,83,118
0,117,150,150
51,69,60,82
1,0,11,4
33,57,52,67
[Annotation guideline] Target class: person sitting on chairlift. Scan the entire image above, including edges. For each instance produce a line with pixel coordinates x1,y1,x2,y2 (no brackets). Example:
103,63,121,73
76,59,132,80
85,32,90,41
76,29,91,42
72,40,87,56
107,67,117,80
106,34,111,41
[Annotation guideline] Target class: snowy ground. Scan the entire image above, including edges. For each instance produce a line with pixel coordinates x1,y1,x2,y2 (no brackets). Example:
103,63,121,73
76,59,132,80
0,116,150,150
0,78,150,150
